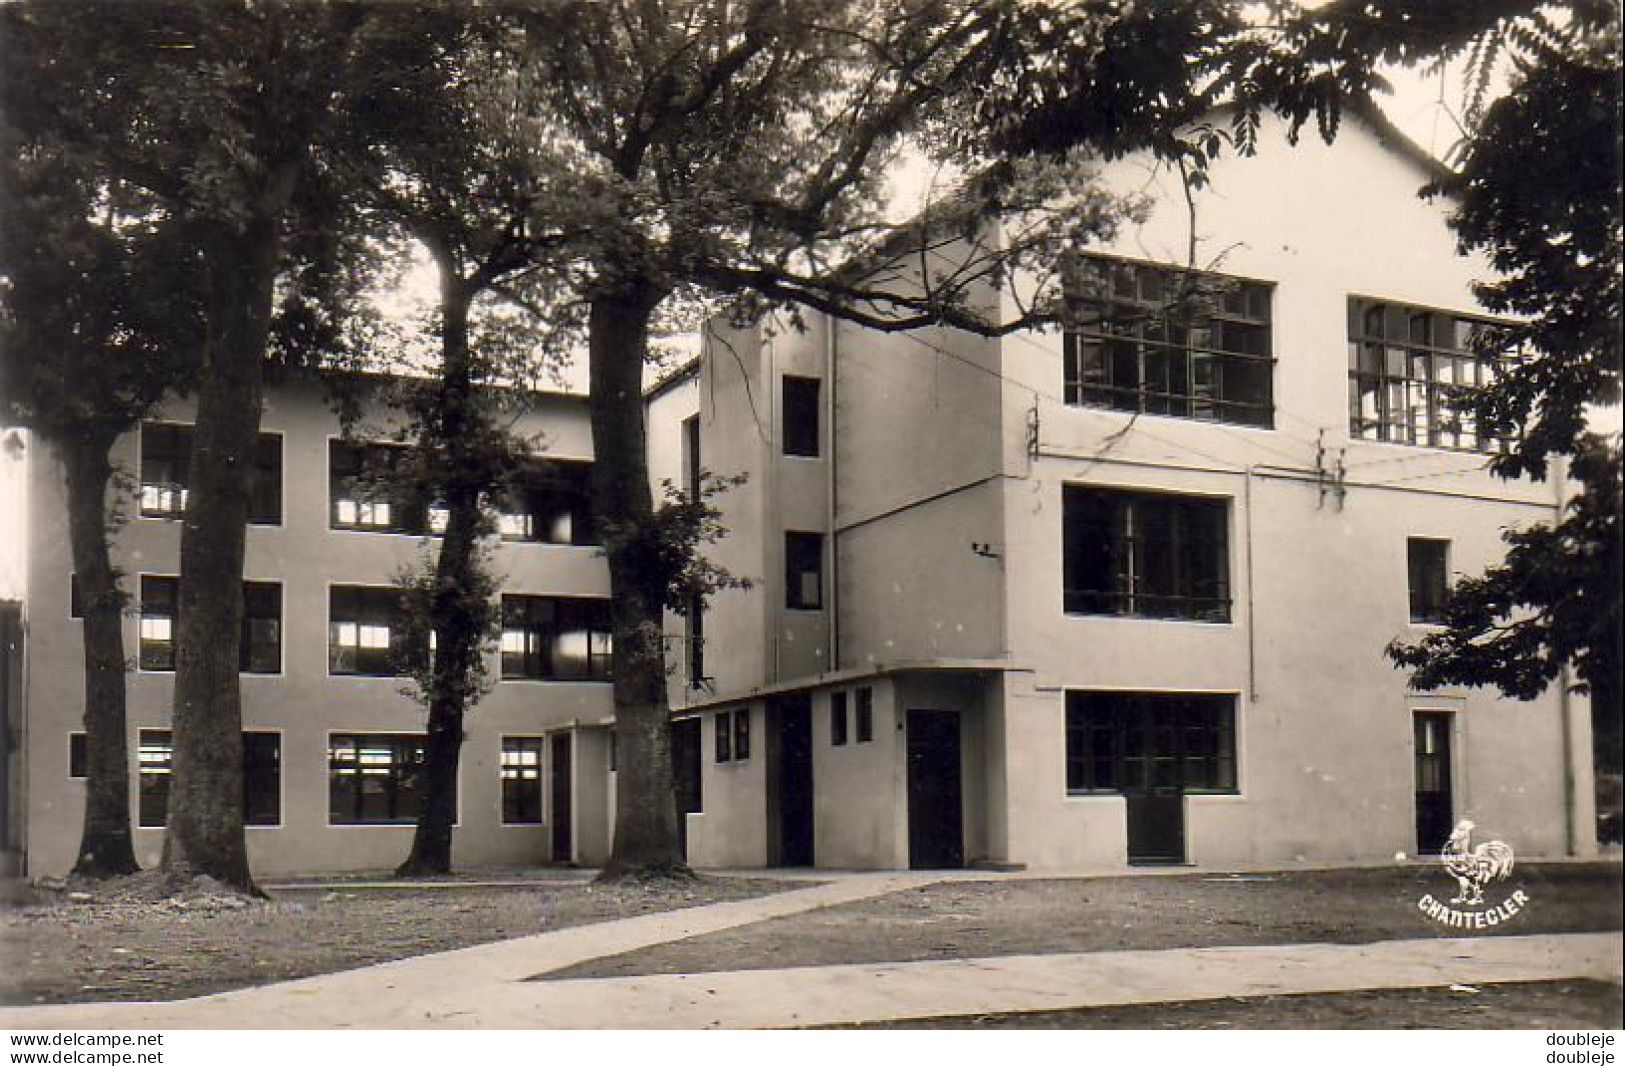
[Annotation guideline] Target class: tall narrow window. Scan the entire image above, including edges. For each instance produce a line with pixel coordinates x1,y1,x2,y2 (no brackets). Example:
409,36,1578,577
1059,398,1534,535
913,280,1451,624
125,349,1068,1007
69,733,87,778
139,729,281,827
683,415,702,500
140,577,281,672
733,709,751,760
715,711,732,763
1062,486,1230,622
830,691,849,746
328,734,431,824
785,531,824,611
329,585,413,676
141,423,281,523
855,687,874,743
501,595,613,681
782,375,821,457
1064,256,1273,427
685,594,705,688
1408,538,1450,624
501,737,546,824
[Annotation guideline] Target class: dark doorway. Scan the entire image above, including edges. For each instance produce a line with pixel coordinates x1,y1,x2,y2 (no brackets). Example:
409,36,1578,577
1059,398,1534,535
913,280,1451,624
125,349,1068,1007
768,697,814,866
906,709,964,869
1126,793,1185,863
1414,712,1454,855
672,718,703,859
550,733,572,863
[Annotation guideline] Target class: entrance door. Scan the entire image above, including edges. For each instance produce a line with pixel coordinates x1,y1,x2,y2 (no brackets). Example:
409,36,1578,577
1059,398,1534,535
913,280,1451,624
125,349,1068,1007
768,697,814,866
906,709,964,869
1126,704,1185,863
672,718,703,859
550,733,572,863
1414,712,1454,855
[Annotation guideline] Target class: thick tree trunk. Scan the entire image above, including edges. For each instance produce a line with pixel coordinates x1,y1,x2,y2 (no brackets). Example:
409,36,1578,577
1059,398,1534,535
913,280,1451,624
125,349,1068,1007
63,434,140,879
398,286,482,876
161,216,282,894
588,286,687,879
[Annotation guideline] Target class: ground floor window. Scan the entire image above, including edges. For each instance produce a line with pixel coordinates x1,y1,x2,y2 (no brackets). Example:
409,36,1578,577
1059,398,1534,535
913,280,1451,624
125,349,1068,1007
137,729,281,827
501,737,545,825
328,733,430,824
1065,691,1237,794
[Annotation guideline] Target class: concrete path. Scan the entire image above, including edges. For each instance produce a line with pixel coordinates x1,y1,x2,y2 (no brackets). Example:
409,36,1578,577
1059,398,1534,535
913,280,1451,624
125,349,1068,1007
1,871,1618,1029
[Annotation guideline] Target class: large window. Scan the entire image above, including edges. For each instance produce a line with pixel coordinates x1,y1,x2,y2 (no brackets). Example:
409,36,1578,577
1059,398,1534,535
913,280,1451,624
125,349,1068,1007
140,423,281,524
782,375,821,457
500,595,613,681
138,729,281,827
329,585,414,676
1348,297,1501,450
497,459,598,545
1063,486,1230,622
785,531,824,611
329,440,425,534
1408,538,1450,624
328,734,431,825
500,737,545,825
1065,692,1237,795
1064,256,1273,427
139,576,281,673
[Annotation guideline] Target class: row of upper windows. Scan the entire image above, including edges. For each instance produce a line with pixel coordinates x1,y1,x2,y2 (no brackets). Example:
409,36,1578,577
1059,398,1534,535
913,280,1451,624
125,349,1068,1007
137,426,598,545
67,731,568,827
71,578,613,682
1060,253,1507,453
1060,485,1452,626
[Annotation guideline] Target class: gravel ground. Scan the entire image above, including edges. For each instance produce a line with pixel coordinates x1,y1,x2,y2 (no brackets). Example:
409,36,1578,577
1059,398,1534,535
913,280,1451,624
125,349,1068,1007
550,863,1624,980
0,872,787,1006
833,979,1625,1030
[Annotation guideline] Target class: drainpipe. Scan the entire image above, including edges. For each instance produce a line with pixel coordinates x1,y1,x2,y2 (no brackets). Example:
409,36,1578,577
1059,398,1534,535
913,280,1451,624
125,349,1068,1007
1554,456,1578,856
1244,464,1258,703
826,315,839,672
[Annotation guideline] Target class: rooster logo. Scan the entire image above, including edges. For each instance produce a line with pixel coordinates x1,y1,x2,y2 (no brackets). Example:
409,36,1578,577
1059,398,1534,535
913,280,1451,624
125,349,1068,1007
1440,819,1515,906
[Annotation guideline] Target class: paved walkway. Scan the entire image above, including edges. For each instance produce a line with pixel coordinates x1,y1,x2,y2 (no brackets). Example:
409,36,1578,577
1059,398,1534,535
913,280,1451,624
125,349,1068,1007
1,871,1619,1029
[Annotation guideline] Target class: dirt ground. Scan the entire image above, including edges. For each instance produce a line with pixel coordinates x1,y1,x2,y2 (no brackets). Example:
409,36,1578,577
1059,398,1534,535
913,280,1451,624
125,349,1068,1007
551,863,1624,980
0,873,786,1006
837,979,1625,1030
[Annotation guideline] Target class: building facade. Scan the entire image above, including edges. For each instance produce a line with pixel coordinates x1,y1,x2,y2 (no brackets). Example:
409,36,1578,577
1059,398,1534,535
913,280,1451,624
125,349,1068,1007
20,375,617,876
13,108,1599,877
648,108,1597,872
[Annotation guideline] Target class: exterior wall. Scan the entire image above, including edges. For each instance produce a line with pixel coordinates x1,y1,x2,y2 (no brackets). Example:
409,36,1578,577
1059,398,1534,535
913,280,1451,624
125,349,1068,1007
684,703,768,868
24,376,613,877
987,110,1591,869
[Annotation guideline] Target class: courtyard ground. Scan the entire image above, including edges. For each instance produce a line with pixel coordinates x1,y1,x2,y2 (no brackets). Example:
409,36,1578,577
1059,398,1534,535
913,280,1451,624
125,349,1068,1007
0,872,787,1005
550,862,1624,980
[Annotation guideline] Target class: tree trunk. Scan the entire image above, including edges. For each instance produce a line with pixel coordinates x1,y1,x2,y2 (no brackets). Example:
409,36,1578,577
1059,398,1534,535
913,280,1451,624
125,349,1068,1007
161,215,282,894
398,284,483,876
63,433,140,879
589,286,687,879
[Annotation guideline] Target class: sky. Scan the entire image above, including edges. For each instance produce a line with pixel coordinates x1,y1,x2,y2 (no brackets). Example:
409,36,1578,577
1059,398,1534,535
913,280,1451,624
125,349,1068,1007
0,61,1481,602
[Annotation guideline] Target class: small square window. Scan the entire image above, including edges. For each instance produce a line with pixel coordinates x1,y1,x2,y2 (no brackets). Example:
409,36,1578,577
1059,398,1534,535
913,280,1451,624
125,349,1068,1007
830,691,848,746
855,687,874,743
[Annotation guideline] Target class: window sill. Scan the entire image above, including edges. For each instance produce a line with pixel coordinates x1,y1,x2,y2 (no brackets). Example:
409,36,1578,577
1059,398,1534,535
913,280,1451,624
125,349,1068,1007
1062,611,1234,626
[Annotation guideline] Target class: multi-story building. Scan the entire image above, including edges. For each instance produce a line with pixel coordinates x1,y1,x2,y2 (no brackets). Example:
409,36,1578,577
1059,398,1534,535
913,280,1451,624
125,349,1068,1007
20,374,618,876
12,106,1599,876
646,106,1598,871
